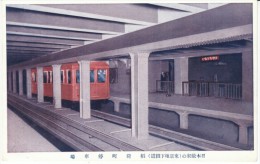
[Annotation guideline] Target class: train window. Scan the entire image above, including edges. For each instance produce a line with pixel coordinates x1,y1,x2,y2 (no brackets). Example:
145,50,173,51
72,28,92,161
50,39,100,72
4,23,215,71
90,70,94,83
97,69,106,83
43,71,48,83
32,72,36,82
76,70,95,83
76,70,80,83
61,70,64,83
67,70,72,84
109,68,118,84
48,71,53,83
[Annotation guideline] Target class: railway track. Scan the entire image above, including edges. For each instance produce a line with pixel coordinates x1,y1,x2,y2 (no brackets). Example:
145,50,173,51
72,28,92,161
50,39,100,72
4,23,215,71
92,110,242,151
8,94,142,151
8,93,242,151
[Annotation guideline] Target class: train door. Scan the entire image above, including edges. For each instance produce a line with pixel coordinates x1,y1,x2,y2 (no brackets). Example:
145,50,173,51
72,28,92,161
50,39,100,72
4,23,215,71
90,69,98,98
97,68,108,97
90,68,109,99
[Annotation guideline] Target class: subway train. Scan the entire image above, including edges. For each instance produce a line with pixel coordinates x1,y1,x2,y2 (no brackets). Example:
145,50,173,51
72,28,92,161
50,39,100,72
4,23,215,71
31,62,110,109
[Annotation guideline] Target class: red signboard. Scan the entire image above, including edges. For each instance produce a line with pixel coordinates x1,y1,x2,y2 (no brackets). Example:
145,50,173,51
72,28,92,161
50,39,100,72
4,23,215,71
201,56,219,62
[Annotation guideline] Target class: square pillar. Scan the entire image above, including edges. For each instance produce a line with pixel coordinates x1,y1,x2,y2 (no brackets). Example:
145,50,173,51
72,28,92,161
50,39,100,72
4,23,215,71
179,112,189,129
237,123,249,145
8,71,12,92
12,70,17,94
113,100,120,112
37,67,44,103
174,57,189,94
242,50,253,102
26,68,32,99
78,60,91,119
18,69,23,96
52,65,62,108
130,52,150,139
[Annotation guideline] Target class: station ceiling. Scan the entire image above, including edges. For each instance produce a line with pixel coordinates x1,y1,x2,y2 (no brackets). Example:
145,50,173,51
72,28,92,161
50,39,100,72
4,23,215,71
6,3,212,66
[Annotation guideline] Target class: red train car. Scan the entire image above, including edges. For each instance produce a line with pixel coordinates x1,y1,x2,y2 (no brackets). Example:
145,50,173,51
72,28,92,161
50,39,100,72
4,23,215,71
31,61,110,106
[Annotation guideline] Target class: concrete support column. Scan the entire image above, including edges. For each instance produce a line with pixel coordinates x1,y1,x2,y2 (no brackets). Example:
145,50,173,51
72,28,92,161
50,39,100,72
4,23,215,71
174,57,188,94
78,60,91,119
37,67,44,103
179,112,189,129
12,70,17,94
242,50,253,102
26,68,32,99
130,52,150,139
52,65,62,108
238,123,249,145
113,100,120,112
8,71,12,92
18,69,23,96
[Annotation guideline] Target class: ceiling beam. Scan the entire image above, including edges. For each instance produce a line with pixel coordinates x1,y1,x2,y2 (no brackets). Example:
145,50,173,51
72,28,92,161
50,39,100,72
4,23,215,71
8,53,43,57
7,8,125,34
7,35,85,46
7,25,103,40
7,4,155,26
7,49,54,54
7,46,61,51
7,31,100,41
149,3,205,13
7,41,71,49
7,21,122,35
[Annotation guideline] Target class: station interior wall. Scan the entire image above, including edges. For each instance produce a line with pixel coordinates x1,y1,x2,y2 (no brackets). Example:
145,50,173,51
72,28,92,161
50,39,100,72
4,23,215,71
109,53,244,95
189,53,242,83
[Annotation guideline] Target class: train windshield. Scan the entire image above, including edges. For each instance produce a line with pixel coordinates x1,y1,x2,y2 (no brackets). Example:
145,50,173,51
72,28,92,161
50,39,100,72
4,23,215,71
60,71,64,83
48,71,52,83
90,70,94,83
76,70,80,83
67,70,71,84
97,69,106,83
43,72,48,83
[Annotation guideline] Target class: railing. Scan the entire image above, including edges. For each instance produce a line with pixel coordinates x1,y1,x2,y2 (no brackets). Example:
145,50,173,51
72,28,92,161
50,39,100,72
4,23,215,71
156,80,174,94
182,81,242,100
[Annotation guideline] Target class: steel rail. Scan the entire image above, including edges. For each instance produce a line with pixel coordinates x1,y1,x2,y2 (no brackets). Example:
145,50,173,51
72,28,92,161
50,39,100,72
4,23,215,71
8,94,143,151
91,109,243,151
8,98,104,151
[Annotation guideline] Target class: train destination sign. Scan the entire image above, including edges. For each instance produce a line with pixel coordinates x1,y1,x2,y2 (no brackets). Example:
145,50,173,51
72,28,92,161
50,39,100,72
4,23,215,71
201,55,219,62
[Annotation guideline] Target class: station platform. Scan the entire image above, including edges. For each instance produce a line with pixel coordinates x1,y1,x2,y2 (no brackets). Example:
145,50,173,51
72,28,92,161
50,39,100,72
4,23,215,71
106,91,253,149
111,91,253,115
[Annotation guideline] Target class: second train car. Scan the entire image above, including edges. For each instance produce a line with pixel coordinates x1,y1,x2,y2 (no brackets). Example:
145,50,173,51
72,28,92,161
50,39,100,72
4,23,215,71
31,61,110,109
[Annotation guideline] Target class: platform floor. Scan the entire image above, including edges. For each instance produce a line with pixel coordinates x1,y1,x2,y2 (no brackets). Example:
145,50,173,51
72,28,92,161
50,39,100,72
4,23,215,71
7,108,60,152
111,91,253,115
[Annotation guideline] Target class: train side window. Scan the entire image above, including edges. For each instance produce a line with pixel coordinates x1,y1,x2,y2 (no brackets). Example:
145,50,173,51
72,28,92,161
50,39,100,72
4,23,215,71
61,70,64,83
97,69,106,83
32,72,36,82
109,68,118,84
90,70,94,83
76,70,80,83
67,70,72,84
43,71,48,83
48,71,53,83
76,70,95,83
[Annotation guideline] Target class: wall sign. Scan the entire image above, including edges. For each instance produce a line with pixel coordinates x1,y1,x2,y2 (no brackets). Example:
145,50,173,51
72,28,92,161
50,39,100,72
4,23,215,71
201,56,219,62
